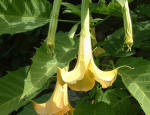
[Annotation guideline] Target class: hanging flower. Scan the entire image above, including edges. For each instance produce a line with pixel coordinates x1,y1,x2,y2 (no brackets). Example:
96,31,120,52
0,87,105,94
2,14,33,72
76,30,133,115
32,68,74,115
58,0,129,91
116,0,133,51
58,32,95,91
122,0,133,51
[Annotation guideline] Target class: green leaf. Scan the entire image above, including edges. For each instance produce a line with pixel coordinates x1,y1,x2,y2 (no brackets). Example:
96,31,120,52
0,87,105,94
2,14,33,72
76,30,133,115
133,21,150,49
90,2,122,17
116,57,150,115
0,0,51,35
21,31,78,101
62,2,81,17
102,28,135,57
0,31,78,114
90,0,134,17
55,32,78,63
74,102,115,115
135,4,150,17
101,89,140,115
0,68,28,115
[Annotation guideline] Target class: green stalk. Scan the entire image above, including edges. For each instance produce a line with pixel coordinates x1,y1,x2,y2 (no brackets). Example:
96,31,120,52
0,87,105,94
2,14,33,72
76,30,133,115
80,0,90,38
122,0,133,51
46,0,62,52
78,0,92,66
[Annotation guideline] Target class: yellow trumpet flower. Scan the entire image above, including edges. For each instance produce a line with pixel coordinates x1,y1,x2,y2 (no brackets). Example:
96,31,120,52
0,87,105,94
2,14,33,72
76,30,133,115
58,33,95,91
58,0,129,91
32,68,74,115
58,0,95,91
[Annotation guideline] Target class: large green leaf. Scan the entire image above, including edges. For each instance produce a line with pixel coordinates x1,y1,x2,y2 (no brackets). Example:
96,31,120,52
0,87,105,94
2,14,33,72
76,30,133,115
101,89,141,115
0,68,27,115
0,31,78,115
0,0,51,35
21,31,78,98
116,57,150,115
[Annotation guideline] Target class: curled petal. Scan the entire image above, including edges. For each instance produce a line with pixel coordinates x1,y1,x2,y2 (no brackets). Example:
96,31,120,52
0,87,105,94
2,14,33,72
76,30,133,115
32,101,47,115
32,69,74,115
58,66,95,91
58,62,86,84
68,71,95,91
88,59,126,88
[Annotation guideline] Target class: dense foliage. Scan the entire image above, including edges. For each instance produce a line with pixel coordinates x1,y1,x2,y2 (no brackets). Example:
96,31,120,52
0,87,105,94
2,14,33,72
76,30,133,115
0,0,150,115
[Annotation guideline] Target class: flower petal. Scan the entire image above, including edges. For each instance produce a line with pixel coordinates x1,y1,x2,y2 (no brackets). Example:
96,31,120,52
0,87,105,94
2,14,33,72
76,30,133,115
58,66,95,91
88,59,119,88
32,101,47,115
32,68,74,115
68,71,95,91
58,62,86,84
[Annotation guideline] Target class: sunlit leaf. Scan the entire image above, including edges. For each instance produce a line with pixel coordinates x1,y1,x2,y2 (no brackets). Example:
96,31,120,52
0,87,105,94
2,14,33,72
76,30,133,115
62,2,81,17
0,0,51,35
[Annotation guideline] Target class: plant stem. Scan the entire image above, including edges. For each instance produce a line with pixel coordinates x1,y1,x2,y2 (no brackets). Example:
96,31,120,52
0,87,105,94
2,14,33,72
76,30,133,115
78,0,93,66
46,0,62,52
81,0,90,37
58,19,79,23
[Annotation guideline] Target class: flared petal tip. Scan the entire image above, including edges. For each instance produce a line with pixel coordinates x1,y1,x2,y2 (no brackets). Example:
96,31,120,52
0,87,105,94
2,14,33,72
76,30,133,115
31,100,47,115
88,59,131,89
56,105,75,115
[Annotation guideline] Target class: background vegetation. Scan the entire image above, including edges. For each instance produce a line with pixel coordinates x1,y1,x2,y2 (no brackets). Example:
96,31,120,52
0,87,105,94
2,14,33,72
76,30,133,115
0,0,150,114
